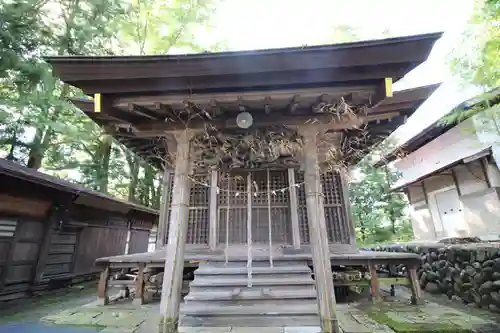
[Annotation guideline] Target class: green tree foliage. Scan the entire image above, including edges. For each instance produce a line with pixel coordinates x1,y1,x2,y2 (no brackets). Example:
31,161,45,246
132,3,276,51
349,160,413,246
0,0,222,207
451,0,499,89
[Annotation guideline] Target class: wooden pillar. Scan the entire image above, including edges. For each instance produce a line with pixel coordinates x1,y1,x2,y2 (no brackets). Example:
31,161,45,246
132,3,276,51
300,127,340,333
288,168,301,249
340,170,356,246
133,263,145,305
97,265,110,305
369,264,381,302
407,265,424,305
160,131,193,333
209,170,218,250
156,169,171,249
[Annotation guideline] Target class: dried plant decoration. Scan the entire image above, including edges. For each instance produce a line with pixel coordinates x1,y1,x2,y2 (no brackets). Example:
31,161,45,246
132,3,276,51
126,97,408,183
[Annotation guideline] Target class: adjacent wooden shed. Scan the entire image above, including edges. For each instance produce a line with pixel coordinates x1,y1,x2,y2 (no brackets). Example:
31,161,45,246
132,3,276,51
0,158,159,301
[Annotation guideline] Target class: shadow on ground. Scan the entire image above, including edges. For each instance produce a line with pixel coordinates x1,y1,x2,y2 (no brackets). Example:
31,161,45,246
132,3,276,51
0,282,100,333
0,323,101,333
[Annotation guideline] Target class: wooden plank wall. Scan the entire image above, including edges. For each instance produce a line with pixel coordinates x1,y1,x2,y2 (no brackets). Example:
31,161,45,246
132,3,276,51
0,219,44,301
73,226,128,274
128,229,150,254
0,193,156,302
42,230,78,279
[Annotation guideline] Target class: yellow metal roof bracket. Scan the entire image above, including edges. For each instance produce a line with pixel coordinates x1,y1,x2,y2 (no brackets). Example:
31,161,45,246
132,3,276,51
94,93,101,113
385,78,393,98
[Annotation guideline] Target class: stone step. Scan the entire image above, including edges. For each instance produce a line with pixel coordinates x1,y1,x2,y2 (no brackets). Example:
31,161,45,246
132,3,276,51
179,315,320,327
188,284,317,293
184,298,318,307
184,287,317,301
195,264,312,276
181,303,318,316
189,276,315,287
193,272,311,281
198,260,309,268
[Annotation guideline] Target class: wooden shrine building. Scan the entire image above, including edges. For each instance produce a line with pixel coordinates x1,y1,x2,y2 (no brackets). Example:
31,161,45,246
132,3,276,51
47,33,441,332
0,158,158,302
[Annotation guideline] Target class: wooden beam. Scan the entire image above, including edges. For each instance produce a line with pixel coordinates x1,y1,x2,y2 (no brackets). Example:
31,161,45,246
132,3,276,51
237,97,246,112
312,94,328,113
264,96,272,114
370,77,393,107
114,86,371,108
130,112,380,137
72,97,136,124
182,100,196,114
368,101,415,113
209,99,221,116
154,102,177,119
289,95,300,113
128,103,160,120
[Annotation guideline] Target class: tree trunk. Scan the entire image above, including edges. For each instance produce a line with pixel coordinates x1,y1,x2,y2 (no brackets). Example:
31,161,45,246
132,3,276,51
153,176,162,209
27,84,71,170
26,127,44,169
5,131,18,161
141,165,155,207
96,135,112,193
384,166,396,234
127,153,140,202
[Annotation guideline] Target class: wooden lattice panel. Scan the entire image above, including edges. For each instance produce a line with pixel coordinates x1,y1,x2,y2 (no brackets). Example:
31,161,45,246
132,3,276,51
187,208,209,244
251,170,290,243
217,172,248,244
321,172,343,205
164,173,210,245
218,173,247,206
218,207,247,244
295,170,310,244
163,172,175,245
294,170,351,245
321,172,349,244
186,174,209,244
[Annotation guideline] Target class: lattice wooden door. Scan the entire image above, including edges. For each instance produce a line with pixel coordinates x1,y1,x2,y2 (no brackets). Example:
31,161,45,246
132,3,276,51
217,170,292,247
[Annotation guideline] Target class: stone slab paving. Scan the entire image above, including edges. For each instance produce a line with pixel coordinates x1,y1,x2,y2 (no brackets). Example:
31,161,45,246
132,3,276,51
40,298,497,333
0,285,485,333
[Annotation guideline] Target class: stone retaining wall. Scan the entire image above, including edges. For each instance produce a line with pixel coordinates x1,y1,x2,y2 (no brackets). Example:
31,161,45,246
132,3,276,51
370,240,500,313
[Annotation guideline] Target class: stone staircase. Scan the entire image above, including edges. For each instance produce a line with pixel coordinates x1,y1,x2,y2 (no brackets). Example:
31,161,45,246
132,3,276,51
179,260,320,327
